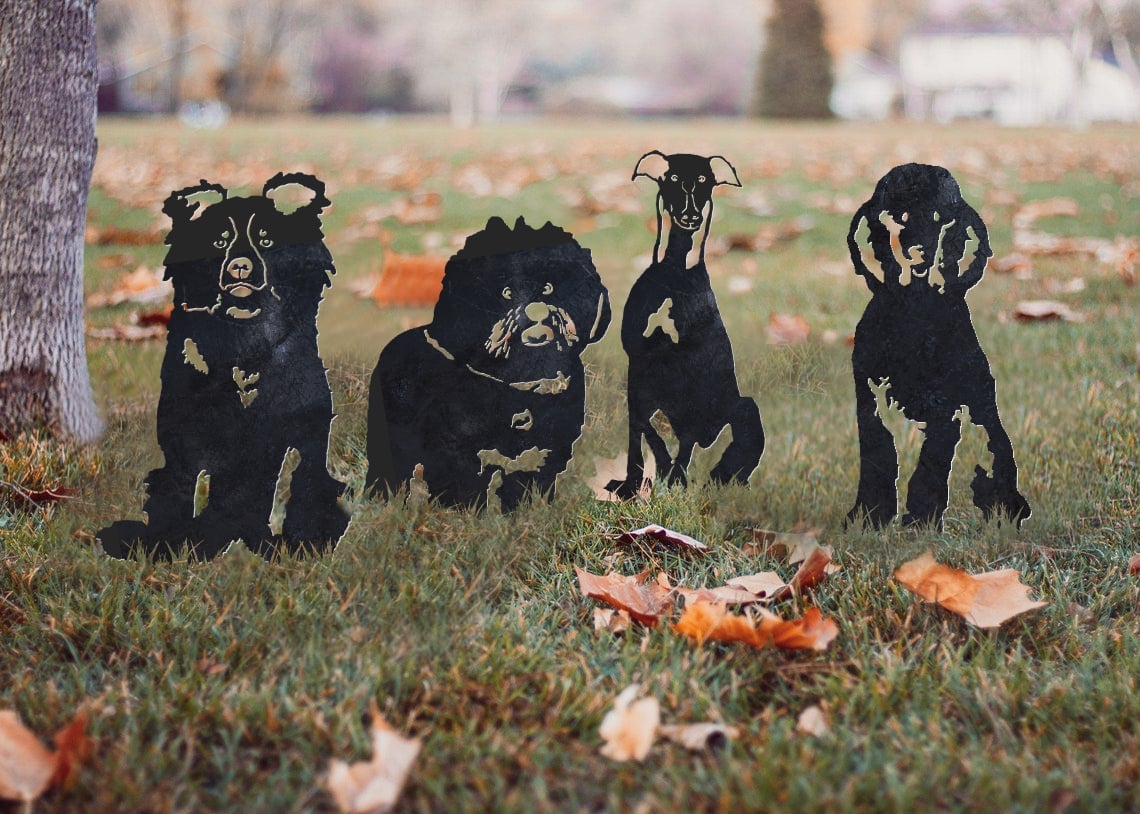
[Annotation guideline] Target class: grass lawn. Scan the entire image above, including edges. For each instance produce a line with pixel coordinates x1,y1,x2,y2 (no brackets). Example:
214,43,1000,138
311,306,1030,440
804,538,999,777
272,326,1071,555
2,116,1138,811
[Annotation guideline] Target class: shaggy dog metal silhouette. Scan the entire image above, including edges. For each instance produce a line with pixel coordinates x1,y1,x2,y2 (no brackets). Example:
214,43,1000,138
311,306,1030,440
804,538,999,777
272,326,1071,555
98,173,349,559
366,216,610,510
846,163,1030,529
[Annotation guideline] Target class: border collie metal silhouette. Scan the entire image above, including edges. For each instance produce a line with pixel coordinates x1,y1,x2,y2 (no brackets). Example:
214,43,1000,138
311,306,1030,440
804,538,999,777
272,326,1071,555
366,216,610,511
605,151,764,498
98,173,350,559
846,163,1031,529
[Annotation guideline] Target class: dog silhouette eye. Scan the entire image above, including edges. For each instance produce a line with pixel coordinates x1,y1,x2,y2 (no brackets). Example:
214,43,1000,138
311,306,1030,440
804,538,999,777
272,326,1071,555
542,282,553,296
698,175,706,183
669,174,678,182
213,233,229,249
502,286,512,300
259,238,273,248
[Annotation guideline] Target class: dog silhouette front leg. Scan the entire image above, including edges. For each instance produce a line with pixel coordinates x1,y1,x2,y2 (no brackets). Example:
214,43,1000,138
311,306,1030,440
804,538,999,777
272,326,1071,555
606,390,658,499
968,394,1031,527
709,396,765,485
847,377,899,528
902,415,961,529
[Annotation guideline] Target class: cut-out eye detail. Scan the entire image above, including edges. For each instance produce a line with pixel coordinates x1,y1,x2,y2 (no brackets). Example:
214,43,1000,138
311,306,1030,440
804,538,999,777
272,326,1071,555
542,282,553,296
900,212,909,222
669,174,678,182
502,286,512,300
698,175,707,183
259,237,273,248
213,233,229,249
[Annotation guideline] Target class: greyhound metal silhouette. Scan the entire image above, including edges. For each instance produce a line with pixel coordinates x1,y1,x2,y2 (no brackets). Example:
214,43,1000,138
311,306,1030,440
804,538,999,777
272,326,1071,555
846,163,1031,529
606,151,764,498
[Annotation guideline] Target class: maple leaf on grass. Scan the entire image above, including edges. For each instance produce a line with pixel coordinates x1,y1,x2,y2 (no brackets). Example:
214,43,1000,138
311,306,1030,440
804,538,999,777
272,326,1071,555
327,702,421,814
672,602,838,651
598,684,659,763
614,524,710,554
0,709,90,804
895,552,1047,629
575,567,674,626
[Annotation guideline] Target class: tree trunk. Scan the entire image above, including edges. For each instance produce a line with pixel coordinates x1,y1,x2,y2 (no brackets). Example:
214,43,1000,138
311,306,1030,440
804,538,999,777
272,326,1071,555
0,0,102,442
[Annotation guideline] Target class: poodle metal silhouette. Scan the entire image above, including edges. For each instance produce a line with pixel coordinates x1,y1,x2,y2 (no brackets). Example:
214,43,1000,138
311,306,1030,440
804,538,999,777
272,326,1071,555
846,163,1030,529
366,216,610,511
606,151,764,498
98,173,349,559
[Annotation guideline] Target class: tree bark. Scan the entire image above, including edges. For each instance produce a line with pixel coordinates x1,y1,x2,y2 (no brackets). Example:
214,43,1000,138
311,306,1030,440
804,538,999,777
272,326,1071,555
0,0,102,442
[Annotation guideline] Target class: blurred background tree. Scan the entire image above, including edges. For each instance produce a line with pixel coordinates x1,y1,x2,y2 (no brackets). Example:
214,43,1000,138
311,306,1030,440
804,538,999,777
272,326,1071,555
754,0,834,118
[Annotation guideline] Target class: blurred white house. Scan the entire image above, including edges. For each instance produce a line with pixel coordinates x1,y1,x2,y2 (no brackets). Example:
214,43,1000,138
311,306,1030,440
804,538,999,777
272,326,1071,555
834,27,1140,125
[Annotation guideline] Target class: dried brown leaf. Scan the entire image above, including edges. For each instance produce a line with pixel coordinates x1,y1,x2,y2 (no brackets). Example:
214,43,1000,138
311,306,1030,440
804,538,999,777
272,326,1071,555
575,567,674,626
895,552,1047,629
615,524,709,554
1128,553,1140,575
658,722,739,751
598,685,659,762
724,572,789,599
0,709,90,803
593,607,631,635
327,702,420,814
1013,300,1086,323
795,705,829,737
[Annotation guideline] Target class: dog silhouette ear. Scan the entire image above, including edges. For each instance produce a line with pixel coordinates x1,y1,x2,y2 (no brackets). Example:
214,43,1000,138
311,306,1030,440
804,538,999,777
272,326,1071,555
632,150,670,182
946,206,991,293
848,206,885,290
162,180,227,224
264,172,330,217
709,156,741,187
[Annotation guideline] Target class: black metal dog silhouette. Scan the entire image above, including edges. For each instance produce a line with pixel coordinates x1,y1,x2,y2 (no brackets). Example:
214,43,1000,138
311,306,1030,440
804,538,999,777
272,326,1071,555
846,163,1030,529
605,151,764,498
366,216,610,511
98,173,350,559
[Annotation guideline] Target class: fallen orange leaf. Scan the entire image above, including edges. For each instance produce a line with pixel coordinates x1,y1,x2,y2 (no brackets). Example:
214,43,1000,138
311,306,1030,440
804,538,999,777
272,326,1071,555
575,567,674,626
0,709,90,803
672,601,838,651
895,552,1047,629
86,265,172,308
766,313,811,345
1129,553,1140,575
327,702,421,814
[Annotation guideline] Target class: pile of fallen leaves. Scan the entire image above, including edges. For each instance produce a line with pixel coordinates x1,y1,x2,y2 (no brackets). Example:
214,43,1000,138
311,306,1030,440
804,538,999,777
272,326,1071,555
576,525,839,650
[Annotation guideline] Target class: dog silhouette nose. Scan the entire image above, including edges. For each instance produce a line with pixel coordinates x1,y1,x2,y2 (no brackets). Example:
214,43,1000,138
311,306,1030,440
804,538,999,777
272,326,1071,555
227,257,253,279
525,302,550,322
